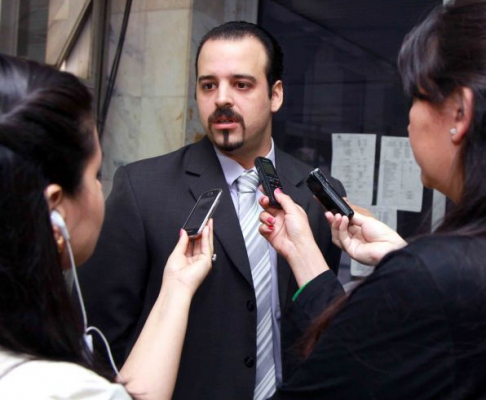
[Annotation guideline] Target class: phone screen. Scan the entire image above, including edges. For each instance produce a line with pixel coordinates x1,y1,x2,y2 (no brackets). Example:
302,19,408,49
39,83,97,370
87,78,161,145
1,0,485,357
183,189,222,237
185,196,214,229
262,161,277,176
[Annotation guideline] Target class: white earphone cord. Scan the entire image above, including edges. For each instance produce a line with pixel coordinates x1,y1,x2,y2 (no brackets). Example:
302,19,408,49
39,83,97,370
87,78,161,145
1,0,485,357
65,238,122,378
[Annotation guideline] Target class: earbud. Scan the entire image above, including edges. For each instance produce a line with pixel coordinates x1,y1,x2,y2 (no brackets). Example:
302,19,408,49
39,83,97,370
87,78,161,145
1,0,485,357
84,333,94,353
50,210,70,241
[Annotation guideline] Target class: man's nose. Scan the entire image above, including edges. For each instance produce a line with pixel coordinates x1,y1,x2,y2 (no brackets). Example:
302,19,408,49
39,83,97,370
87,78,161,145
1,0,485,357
215,83,233,108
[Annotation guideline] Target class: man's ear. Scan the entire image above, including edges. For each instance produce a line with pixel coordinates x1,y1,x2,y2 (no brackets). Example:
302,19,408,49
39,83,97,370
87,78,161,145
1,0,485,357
451,87,474,145
270,80,284,113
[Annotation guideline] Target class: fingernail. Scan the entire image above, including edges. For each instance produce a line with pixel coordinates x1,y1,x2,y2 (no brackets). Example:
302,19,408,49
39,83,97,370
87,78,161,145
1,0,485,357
269,225,275,231
179,229,184,236
268,217,275,224
275,188,283,194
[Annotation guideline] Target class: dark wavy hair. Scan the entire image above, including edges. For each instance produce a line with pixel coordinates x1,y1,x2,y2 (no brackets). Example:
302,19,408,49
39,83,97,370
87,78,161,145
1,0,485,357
398,0,486,236
195,21,284,97
301,0,486,357
0,54,102,374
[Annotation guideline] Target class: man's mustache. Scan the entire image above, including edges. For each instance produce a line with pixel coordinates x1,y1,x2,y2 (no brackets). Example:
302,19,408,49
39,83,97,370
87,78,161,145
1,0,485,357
208,107,244,124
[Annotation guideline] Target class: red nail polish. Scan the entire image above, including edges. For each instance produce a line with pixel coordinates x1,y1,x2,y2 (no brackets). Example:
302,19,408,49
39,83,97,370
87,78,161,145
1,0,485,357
275,188,283,194
180,229,184,236
268,217,275,224
269,225,275,231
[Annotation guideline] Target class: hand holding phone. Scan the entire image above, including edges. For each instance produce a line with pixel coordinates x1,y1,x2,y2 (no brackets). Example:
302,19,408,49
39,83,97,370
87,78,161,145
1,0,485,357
254,156,283,208
182,189,222,238
306,168,354,219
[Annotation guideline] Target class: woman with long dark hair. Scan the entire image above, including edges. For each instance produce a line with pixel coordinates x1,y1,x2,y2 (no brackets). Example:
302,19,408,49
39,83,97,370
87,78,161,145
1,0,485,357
260,0,486,398
0,55,213,399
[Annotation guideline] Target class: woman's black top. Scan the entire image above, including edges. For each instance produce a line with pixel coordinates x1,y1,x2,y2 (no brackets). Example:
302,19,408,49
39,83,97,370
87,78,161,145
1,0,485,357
274,235,486,399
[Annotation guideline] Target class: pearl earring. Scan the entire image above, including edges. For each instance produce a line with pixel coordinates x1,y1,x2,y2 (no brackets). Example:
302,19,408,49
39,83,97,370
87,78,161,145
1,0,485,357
450,128,457,135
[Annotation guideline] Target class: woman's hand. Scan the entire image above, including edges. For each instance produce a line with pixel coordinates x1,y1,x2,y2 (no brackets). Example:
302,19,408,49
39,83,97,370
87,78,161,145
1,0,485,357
326,212,407,266
162,219,214,297
259,189,329,286
259,189,314,259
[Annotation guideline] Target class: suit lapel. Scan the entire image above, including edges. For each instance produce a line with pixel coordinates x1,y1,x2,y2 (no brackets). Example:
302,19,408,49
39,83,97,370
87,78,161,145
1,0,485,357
185,137,253,285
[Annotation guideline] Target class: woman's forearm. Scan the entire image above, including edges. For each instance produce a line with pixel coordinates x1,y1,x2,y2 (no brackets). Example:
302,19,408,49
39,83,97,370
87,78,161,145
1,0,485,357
120,284,193,400
285,241,330,287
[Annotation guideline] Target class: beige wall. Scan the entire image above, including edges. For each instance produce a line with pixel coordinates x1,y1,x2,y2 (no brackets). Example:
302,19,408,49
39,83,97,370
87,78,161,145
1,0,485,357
100,0,193,195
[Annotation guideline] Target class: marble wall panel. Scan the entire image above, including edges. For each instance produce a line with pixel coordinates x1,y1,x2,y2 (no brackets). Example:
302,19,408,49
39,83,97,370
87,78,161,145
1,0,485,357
145,0,192,11
139,96,186,159
46,0,90,65
101,5,192,194
62,14,92,79
101,94,142,196
108,10,145,97
143,9,191,97
111,0,147,15
111,0,192,16
193,0,225,21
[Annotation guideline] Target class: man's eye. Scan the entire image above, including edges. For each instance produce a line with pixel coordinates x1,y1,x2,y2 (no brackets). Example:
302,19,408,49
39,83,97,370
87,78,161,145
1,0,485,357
202,83,215,90
236,82,250,89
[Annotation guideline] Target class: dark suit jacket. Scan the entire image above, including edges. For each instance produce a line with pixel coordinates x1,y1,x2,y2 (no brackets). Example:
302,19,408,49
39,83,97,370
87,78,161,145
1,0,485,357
273,235,486,399
79,136,344,400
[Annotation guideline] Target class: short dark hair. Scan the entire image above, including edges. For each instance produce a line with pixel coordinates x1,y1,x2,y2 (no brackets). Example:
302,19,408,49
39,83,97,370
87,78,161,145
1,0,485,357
195,21,284,97
398,0,486,236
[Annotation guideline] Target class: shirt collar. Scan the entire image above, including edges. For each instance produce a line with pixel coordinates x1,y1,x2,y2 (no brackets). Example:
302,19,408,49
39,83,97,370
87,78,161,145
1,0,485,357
214,139,276,187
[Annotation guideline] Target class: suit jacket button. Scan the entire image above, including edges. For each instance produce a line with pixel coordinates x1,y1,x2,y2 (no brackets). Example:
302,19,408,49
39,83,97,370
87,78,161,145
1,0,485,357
244,356,255,368
246,300,255,311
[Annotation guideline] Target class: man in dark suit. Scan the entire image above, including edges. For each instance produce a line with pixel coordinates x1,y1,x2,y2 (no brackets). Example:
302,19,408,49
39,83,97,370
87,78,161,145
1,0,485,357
79,21,344,400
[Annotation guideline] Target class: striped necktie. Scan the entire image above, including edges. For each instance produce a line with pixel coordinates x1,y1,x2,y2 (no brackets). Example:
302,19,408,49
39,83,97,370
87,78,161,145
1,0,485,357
236,170,276,400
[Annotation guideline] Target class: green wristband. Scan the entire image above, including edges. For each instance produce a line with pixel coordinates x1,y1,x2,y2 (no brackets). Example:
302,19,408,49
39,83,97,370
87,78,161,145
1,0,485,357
292,281,310,302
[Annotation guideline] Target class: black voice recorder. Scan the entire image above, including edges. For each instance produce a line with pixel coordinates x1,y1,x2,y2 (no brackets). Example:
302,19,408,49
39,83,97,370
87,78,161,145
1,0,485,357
306,168,354,219
254,156,283,208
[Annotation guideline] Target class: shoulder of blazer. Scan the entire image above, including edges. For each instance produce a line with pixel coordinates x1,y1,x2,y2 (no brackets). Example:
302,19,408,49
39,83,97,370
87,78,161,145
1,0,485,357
275,147,346,197
121,136,218,179
275,147,313,188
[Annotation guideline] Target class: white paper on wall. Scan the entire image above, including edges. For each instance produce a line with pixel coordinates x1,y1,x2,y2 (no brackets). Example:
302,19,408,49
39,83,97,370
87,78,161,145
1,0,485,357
331,133,376,206
350,205,398,277
377,136,423,212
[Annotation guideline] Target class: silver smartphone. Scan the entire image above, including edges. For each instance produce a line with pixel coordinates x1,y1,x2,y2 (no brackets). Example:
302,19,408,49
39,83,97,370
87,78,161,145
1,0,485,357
182,189,222,238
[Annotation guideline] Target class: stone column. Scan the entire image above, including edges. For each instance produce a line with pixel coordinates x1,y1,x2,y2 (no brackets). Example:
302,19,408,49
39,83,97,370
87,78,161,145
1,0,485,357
101,0,193,195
